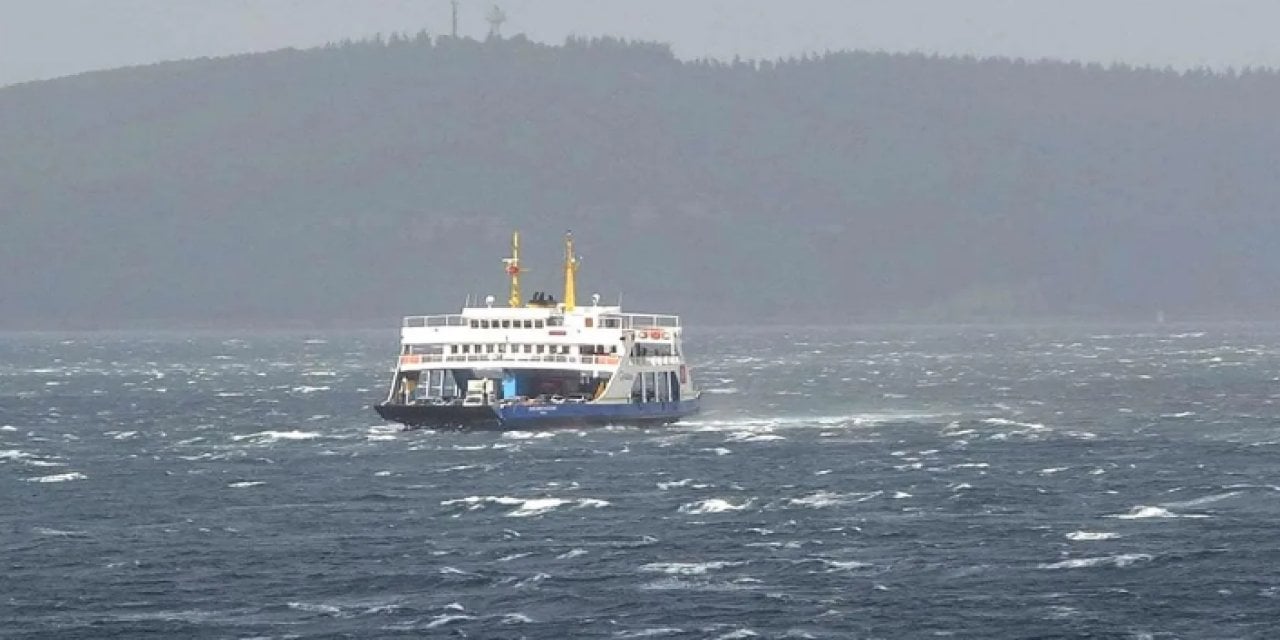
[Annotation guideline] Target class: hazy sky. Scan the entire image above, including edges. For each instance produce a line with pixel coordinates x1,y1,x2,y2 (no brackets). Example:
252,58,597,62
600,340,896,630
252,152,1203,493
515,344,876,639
4,0,1280,87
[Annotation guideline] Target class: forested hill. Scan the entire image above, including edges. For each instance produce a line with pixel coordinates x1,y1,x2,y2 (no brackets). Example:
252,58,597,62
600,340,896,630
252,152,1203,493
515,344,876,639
3,34,1280,328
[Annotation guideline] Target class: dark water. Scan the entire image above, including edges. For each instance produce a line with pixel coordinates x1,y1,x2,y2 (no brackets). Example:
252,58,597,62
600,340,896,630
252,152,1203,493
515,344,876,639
4,326,1280,639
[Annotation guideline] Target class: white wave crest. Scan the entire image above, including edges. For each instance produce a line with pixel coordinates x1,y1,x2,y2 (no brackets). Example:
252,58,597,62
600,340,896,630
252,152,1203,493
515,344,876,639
34,527,88,537
425,614,474,628
441,495,609,517
1065,531,1120,541
228,481,265,488
287,601,342,615
685,412,943,433
25,472,86,483
232,430,322,443
510,498,568,517
982,417,1048,430
1038,553,1152,570
1160,491,1242,508
613,628,686,638
1107,506,1211,519
679,498,753,514
788,491,848,508
0,449,40,463
639,561,743,575
712,630,760,640
821,559,872,571
502,430,557,440
726,431,785,442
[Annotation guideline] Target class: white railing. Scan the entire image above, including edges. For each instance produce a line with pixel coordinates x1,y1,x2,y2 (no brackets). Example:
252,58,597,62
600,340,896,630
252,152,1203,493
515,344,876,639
403,312,680,329
399,353,623,367
403,315,468,328
629,356,683,366
608,313,680,329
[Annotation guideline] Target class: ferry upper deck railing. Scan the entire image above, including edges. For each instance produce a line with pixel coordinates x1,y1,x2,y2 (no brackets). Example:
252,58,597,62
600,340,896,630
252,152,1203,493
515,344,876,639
403,312,681,329
609,314,681,329
399,353,624,366
403,315,468,328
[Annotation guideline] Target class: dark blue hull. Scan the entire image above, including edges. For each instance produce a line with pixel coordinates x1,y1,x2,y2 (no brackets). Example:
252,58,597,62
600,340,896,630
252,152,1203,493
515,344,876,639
375,398,700,430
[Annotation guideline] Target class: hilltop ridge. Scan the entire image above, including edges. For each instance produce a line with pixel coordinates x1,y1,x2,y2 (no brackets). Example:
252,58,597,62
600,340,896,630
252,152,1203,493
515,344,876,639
3,34,1279,328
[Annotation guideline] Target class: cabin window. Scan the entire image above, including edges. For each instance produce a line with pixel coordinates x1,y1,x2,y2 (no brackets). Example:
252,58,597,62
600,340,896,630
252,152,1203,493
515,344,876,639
523,345,531,354
609,345,618,354
450,345,458,354
480,320,489,329
536,345,545,354
585,317,594,328
535,320,545,329
469,320,479,328
547,316,563,327
603,318,620,328
485,344,494,354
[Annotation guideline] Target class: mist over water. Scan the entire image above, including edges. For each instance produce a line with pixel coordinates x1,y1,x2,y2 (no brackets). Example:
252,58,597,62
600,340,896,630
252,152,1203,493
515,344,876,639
4,325,1280,637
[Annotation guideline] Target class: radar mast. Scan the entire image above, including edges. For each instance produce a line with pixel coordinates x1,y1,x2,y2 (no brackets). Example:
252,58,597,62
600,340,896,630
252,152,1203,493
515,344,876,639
563,231,579,311
503,230,522,307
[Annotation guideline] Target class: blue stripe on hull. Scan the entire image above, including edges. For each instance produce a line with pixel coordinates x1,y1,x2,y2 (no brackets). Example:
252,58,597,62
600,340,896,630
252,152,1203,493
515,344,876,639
375,398,701,430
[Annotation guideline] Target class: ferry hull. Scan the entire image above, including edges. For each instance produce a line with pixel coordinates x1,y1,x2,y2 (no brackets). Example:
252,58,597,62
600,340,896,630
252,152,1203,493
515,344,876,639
375,399,700,430
374,403,500,429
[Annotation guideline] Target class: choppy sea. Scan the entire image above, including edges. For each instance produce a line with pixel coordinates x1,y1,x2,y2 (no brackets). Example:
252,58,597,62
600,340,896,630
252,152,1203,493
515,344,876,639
4,325,1280,639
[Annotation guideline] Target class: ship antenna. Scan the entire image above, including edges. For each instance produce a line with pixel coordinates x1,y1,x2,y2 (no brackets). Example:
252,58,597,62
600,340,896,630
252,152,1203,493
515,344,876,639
563,231,578,311
503,230,523,307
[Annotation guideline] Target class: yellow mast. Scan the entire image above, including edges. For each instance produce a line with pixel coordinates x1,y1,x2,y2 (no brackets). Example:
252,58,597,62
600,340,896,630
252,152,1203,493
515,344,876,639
563,231,578,311
503,230,522,307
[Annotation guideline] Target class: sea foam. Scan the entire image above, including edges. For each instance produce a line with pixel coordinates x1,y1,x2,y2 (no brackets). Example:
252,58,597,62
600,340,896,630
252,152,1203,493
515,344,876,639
679,498,753,514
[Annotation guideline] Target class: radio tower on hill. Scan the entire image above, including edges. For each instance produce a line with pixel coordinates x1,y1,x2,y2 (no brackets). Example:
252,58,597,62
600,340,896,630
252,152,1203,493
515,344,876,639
486,5,506,39
450,0,460,38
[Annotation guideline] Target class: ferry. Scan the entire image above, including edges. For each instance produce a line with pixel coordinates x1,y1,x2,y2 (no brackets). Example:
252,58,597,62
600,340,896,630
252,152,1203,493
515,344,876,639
374,231,701,429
